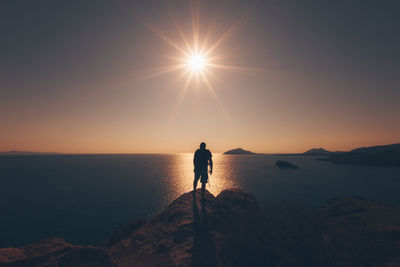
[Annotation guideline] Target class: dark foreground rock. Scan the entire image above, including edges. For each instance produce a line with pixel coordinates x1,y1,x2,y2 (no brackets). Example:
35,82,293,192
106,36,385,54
275,160,299,169
1,189,400,266
0,189,267,267
105,189,266,267
0,237,112,266
319,196,400,266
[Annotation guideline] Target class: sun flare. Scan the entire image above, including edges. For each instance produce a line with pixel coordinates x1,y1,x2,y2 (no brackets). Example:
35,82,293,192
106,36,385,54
187,53,206,72
128,2,259,118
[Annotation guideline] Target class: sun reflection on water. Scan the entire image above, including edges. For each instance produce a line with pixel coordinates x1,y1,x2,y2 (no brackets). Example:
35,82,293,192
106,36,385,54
163,153,238,203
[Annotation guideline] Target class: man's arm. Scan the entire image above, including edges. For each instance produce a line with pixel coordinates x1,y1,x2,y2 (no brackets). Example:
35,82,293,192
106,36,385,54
209,155,213,175
193,150,198,172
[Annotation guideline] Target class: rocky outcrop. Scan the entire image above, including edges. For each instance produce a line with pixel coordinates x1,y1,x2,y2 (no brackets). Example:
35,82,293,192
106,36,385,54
1,189,400,266
0,189,264,267
104,189,261,266
0,237,112,266
319,196,400,266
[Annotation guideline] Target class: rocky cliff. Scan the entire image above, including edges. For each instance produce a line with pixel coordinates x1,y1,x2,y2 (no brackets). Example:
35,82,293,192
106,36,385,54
0,189,264,267
1,189,400,266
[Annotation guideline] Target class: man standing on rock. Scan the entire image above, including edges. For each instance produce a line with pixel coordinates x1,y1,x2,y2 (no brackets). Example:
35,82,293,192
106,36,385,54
193,142,213,198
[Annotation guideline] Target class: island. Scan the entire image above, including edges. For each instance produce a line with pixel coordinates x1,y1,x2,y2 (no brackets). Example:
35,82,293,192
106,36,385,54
223,148,255,155
274,143,400,167
276,148,341,156
301,148,339,156
275,160,299,169
0,150,61,155
318,143,400,167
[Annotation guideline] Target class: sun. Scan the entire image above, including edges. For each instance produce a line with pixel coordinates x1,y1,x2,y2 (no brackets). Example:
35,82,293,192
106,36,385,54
127,1,256,118
187,53,206,72
129,3,251,85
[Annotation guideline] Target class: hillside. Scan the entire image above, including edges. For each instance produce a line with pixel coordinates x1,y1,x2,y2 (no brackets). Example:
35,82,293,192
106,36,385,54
319,143,400,167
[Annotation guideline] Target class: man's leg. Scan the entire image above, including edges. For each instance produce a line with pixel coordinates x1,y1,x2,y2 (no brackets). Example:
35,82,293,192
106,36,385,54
201,182,206,199
201,182,206,191
200,169,208,200
193,171,200,192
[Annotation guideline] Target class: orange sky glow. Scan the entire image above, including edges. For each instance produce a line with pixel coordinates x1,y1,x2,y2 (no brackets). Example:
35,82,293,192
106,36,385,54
1,1,399,154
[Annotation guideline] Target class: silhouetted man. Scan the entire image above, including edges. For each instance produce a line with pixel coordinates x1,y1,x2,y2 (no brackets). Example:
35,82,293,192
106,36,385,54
193,142,213,198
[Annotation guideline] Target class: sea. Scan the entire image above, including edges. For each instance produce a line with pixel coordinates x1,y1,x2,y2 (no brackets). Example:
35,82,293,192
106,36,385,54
1,153,400,248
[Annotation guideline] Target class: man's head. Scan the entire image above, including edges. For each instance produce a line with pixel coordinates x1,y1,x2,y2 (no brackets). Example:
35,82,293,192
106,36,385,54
200,142,206,149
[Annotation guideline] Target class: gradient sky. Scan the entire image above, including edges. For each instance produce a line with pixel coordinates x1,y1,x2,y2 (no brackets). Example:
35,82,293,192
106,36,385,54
1,0,399,153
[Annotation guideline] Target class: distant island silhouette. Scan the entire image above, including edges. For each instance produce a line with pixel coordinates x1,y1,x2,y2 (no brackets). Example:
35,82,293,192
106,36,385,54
275,143,400,167
2,143,399,167
0,150,61,155
275,160,299,169
277,147,342,156
302,147,341,155
223,148,255,155
319,143,400,167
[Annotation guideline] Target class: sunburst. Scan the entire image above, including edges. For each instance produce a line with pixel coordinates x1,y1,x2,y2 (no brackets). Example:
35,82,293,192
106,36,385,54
186,53,206,72
121,0,262,116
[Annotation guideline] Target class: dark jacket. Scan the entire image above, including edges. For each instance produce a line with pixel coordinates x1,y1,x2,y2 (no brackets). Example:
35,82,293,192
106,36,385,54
194,149,212,170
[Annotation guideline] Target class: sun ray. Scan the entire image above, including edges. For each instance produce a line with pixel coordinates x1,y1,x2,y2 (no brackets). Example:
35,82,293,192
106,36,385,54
204,15,246,57
203,67,222,83
190,0,200,54
119,1,189,57
169,70,195,122
207,63,268,75
200,71,230,120
205,46,244,62
131,64,185,81
165,3,192,54
120,0,266,119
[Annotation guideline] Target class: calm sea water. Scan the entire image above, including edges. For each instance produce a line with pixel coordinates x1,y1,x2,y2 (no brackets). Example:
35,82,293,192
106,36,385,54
1,153,400,247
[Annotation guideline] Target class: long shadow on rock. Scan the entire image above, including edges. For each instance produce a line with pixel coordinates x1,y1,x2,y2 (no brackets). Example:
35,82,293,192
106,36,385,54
191,194,219,267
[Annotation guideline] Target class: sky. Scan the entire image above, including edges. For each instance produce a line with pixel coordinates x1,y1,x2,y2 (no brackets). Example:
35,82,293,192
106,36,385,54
1,0,399,153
